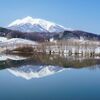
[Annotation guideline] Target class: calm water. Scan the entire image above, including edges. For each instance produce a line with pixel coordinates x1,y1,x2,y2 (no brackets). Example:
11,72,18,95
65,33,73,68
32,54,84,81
0,53,100,100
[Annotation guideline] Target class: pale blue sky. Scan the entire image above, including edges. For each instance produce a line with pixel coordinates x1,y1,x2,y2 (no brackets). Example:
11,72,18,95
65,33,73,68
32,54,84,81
0,0,100,34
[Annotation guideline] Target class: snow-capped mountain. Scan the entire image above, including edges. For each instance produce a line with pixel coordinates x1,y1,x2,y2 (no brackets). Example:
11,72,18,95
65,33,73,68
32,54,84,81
8,65,66,80
8,16,67,32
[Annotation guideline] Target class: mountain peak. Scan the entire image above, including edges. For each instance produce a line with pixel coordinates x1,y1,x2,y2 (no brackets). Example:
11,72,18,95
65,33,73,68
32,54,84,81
8,16,59,27
24,16,33,19
22,16,34,22
8,16,68,32
8,16,34,27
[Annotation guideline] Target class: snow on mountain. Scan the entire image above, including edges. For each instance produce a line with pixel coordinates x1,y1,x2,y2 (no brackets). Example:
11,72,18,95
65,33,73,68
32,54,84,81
7,65,66,80
8,16,68,32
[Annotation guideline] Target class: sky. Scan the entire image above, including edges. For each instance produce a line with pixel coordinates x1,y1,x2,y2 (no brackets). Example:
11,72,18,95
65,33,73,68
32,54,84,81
0,0,100,34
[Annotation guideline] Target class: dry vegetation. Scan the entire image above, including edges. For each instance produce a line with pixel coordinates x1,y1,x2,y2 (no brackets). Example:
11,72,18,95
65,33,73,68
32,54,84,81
3,40,100,56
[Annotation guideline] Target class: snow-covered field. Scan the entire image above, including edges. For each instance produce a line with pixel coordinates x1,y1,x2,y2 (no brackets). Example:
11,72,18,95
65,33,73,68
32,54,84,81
0,37,8,42
0,37,37,44
0,37,38,51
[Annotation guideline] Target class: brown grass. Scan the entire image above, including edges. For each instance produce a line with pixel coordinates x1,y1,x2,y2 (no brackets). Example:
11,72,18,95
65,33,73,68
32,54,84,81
12,46,34,53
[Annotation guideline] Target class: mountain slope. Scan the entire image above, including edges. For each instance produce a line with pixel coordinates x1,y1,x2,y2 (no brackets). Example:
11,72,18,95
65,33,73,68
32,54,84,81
0,27,100,42
53,30,100,41
0,27,48,42
8,16,67,32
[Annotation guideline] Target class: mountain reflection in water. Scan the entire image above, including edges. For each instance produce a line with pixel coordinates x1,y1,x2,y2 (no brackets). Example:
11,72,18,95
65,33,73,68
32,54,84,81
0,53,100,80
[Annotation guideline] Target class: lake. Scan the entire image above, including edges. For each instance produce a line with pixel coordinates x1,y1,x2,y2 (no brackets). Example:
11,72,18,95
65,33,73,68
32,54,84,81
0,53,100,100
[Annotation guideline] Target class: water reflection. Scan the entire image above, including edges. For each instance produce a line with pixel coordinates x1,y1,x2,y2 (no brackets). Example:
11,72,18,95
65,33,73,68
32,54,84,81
8,65,65,80
0,53,100,80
